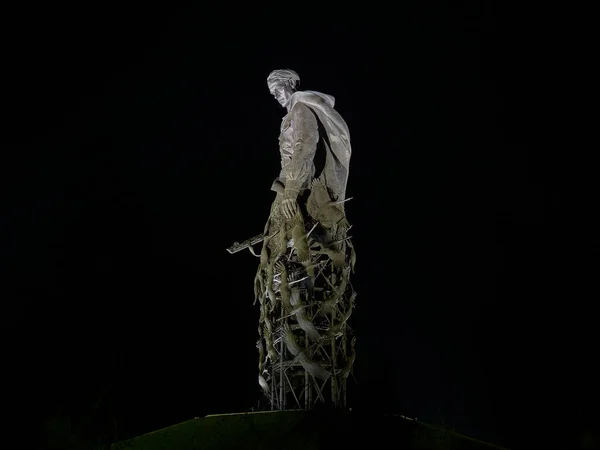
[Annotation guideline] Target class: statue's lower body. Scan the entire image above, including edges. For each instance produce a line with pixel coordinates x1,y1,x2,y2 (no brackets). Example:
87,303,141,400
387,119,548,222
254,179,356,410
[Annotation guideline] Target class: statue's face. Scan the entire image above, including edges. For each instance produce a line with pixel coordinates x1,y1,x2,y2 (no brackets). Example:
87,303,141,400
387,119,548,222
269,82,293,107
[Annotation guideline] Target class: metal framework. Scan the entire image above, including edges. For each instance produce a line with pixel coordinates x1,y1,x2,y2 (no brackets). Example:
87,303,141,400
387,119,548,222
254,216,356,410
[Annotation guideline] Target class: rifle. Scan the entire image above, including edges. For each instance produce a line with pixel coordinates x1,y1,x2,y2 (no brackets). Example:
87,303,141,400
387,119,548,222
226,233,264,254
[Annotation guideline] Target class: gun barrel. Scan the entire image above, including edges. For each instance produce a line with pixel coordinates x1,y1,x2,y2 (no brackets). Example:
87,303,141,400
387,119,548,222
226,234,264,254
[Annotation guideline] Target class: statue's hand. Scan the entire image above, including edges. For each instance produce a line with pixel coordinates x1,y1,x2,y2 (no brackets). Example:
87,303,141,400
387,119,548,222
281,197,298,219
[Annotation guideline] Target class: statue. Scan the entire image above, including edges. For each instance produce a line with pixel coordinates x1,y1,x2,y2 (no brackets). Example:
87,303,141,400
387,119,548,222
230,69,356,410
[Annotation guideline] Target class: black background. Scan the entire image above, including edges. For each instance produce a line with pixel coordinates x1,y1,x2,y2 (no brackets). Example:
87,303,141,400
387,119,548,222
2,3,596,449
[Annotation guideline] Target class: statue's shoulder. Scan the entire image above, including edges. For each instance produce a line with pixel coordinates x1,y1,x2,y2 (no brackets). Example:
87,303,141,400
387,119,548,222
289,99,316,120
290,101,313,114
291,90,336,110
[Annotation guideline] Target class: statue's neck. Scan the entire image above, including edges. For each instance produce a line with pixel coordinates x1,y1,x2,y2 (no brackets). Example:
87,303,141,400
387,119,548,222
284,90,299,112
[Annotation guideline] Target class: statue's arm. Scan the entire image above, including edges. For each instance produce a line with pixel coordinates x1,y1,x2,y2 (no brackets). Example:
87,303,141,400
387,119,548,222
283,103,319,200
271,161,286,194
270,178,285,194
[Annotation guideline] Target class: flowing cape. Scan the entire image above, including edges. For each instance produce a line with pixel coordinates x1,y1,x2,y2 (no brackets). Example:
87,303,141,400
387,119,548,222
289,90,352,203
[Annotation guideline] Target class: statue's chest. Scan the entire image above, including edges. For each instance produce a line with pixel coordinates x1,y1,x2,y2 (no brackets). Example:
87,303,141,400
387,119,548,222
279,115,295,156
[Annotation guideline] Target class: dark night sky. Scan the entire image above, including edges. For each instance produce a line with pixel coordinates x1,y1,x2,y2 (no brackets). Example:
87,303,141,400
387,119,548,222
1,3,596,449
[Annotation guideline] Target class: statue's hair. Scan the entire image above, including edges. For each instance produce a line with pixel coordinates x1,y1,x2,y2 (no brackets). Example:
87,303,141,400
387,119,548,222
267,69,300,90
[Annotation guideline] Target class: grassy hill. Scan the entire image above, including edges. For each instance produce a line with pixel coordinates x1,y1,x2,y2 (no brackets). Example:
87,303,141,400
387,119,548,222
111,410,509,450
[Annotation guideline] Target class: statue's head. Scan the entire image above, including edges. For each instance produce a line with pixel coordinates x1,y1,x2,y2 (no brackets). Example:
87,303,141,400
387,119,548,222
267,69,300,107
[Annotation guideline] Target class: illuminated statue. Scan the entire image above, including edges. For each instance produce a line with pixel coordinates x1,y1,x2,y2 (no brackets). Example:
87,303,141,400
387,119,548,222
230,69,356,410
